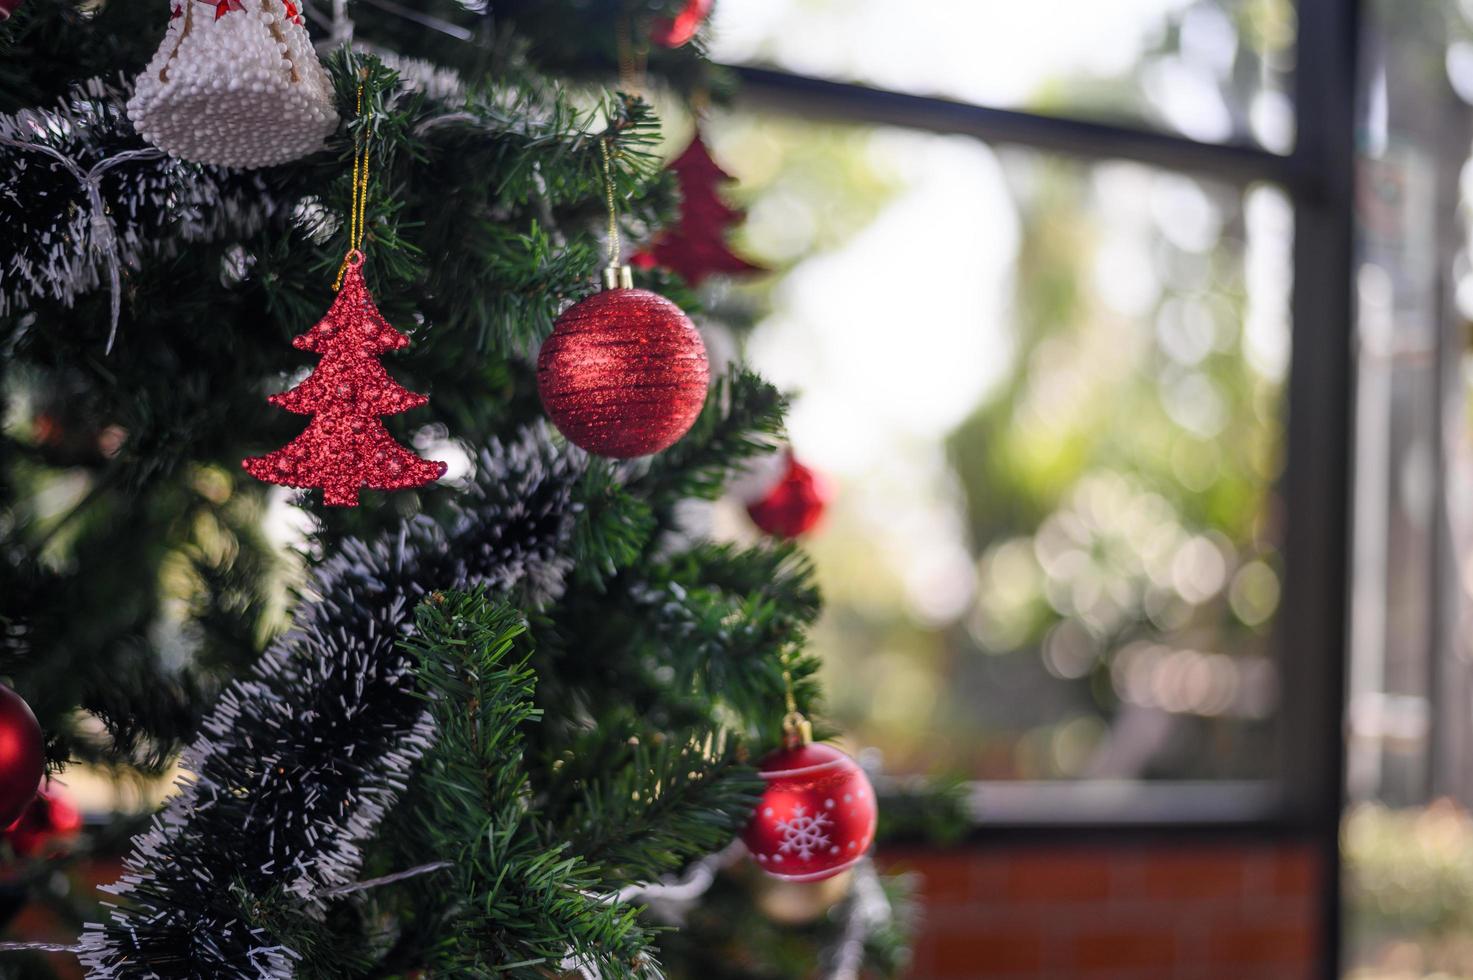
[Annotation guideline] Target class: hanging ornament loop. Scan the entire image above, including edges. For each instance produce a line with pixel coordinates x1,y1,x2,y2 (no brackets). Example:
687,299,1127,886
781,670,813,748
598,135,633,290
335,78,373,291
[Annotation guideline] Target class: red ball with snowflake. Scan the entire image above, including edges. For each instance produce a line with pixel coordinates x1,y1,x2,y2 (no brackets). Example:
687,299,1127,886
743,741,877,881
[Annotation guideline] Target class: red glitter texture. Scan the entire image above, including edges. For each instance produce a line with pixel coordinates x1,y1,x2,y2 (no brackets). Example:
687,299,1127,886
537,287,709,458
631,132,762,287
742,742,878,882
650,0,712,47
242,257,446,507
747,453,830,538
0,686,44,829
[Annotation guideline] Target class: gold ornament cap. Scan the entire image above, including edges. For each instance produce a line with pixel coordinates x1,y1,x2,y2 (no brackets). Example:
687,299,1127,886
602,265,635,290
782,711,813,749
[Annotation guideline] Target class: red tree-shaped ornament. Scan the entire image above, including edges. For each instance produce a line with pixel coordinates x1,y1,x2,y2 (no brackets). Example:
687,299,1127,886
632,132,762,287
243,254,446,506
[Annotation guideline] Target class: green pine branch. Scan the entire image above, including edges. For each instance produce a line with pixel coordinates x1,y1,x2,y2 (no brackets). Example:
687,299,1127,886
402,590,660,978
634,368,788,520
549,728,760,887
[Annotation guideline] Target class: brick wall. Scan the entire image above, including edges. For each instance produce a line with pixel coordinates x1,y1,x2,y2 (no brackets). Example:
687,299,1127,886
878,838,1321,980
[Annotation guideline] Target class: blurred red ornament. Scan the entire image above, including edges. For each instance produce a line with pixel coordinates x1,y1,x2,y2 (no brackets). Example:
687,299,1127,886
243,254,446,506
746,454,829,538
0,687,44,828
743,742,877,882
537,284,709,458
0,0,22,21
5,786,80,858
630,132,761,287
649,0,711,47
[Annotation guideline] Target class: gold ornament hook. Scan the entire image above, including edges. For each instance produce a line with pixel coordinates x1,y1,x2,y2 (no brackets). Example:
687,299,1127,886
334,79,372,291
781,669,812,748
598,135,631,290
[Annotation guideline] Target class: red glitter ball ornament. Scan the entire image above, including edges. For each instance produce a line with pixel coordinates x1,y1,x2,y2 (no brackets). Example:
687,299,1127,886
537,284,709,458
743,742,877,882
243,253,447,506
5,785,81,858
650,0,712,47
0,686,44,828
747,453,830,538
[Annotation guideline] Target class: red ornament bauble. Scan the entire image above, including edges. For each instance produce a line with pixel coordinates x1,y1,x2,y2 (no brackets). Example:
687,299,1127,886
537,285,709,458
0,0,22,20
0,687,44,828
746,454,830,538
650,0,712,47
742,742,877,882
5,786,81,858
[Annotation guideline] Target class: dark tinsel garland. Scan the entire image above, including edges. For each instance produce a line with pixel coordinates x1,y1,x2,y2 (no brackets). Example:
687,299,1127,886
79,429,580,978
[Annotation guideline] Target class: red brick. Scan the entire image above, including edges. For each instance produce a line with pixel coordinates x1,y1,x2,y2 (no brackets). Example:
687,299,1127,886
1073,928,1177,972
1270,849,1318,898
1140,850,1246,900
1206,967,1313,980
1005,852,1113,903
928,924,1044,976
886,851,975,903
1208,923,1315,965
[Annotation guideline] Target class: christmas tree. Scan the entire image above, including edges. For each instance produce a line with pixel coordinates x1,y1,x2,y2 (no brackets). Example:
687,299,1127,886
0,1,940,977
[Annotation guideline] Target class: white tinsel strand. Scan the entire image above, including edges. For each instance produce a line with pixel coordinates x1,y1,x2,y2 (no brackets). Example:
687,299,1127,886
0,80,287,345
0,137,163,351
822,860,893,980
606,839,746,918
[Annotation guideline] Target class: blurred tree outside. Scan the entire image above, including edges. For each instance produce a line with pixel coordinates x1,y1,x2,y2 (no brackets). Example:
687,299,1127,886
703,0,1295,780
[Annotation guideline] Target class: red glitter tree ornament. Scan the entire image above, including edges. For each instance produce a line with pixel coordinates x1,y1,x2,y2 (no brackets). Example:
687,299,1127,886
649,0,712,48
631,132,762,287
0,685,45,828
743,741,878,882
537,276,709,458
243,252,446,506
747,452,830,538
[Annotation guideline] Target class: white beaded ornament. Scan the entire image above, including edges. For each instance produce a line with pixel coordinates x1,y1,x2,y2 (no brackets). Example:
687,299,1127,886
128,0,338,170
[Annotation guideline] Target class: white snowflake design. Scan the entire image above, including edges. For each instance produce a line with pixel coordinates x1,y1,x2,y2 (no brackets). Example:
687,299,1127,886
775,805,833,861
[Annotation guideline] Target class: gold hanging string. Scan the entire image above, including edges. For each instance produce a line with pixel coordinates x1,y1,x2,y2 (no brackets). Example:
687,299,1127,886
335,78,373,290
596,134,634,295
615,14,637,92
614,12,648,94
781,668,813,747
599,136,620,267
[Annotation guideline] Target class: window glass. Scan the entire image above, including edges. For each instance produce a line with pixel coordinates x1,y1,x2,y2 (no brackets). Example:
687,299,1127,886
706,112,1292,780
